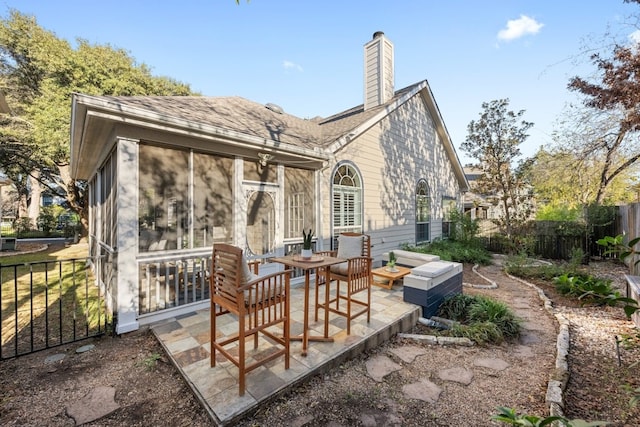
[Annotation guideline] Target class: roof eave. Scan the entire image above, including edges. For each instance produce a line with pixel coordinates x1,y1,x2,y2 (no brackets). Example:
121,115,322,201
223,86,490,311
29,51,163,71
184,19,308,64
70,94,329,179
417,83,470,192
327,82,428,153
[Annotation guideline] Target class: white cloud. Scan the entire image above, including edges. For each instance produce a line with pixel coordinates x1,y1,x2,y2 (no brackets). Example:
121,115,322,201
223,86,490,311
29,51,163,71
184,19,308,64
282,60,303,72
629,29,640,45
497,15,544,42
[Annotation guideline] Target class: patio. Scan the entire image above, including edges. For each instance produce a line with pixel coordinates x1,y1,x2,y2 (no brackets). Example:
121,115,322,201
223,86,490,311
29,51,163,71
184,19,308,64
150,280,421,426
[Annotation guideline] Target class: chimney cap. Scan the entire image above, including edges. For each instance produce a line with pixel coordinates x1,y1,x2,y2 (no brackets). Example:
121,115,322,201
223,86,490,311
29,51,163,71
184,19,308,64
372,31,384,39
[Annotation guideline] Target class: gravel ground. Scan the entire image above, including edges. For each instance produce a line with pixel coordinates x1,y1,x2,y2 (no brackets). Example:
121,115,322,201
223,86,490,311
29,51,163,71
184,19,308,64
1,259,638,426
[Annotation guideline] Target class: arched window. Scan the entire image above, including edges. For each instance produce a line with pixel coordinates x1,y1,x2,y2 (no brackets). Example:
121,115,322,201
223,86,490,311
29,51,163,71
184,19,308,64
332,163,363,236
416,179,430,244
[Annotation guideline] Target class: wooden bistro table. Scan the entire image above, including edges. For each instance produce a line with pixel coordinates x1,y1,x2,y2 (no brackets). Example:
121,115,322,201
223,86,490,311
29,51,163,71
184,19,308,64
371,265,412,289
271,254,344,356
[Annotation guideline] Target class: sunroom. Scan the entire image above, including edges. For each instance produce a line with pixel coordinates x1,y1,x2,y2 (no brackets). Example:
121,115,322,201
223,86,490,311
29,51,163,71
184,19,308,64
72,94,329,334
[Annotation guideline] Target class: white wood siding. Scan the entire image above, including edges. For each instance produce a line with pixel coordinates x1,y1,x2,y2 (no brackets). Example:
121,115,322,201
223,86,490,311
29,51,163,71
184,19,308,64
323,95,461,263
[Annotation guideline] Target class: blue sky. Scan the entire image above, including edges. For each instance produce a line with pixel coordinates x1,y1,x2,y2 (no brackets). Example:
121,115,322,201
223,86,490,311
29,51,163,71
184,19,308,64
4,1,639,164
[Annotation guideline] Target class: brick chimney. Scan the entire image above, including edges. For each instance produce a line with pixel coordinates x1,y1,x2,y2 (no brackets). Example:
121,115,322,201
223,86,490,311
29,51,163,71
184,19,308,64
363,31,394,111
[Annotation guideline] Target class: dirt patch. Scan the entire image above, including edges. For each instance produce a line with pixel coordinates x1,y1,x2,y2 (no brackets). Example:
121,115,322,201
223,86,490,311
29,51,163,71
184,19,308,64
0,241,48,257
0,330,211,426
1,260,639,426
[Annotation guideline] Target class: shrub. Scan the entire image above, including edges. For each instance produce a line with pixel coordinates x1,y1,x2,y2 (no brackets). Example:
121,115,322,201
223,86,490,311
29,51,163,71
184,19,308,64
468,297,521,339
503,257,567,280
403,239,492,265
450,321,503,345
37,206,58,236
14,217,32,235
553,273,613,300
492,406,609,426
436,294,521,345
447,209,479,243
553,273,639,317
437,294,478,322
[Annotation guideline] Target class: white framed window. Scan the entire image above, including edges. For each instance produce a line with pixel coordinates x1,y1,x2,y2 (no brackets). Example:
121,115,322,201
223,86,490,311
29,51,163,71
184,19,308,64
416,179,430,244
284,167,314,239
332,163,362,235
288,192,304,237
442,196,457,238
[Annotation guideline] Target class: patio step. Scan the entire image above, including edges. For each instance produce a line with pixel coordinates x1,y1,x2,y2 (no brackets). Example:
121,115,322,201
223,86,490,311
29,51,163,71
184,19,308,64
151,284,420,426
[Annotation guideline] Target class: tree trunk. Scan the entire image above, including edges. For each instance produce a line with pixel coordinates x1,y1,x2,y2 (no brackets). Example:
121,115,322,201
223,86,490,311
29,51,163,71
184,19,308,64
501,195,512,237
27,170,42,226
57,164,88,237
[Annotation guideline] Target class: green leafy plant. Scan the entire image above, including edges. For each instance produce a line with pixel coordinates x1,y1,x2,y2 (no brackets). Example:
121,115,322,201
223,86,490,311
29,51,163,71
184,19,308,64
447,209,480,243
388,251,397,268
403,239,492,265
597,234,640,266
450,321,502,345
618,331,640,350
504,257,568,280
622,383,640,408
492,406,609,426
553,273,639,317
302,229,313,250
569,246,586,269
37,206,58,236
139,353,161,370
438,294,480,323
468,297,521,339
436,294,521,345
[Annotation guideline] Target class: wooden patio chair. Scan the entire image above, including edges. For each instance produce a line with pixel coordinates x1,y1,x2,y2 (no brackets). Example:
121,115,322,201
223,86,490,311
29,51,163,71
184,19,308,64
209,243,291,396
314,233,372,334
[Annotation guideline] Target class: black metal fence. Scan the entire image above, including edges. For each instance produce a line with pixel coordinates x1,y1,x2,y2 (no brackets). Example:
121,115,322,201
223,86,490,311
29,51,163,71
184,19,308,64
0,256,110,359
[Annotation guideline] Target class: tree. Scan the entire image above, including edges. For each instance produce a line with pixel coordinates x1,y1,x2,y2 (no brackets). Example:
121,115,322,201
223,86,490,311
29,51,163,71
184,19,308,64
0,10,196,234
461,99,534,238
567,15,640,204
525,142,638,219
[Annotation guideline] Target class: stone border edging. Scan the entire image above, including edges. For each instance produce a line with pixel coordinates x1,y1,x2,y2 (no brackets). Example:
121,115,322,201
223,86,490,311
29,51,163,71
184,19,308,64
506,272,569,418
399,261,569,417
0,243,49,257
463,264,498,289
397,332,475,347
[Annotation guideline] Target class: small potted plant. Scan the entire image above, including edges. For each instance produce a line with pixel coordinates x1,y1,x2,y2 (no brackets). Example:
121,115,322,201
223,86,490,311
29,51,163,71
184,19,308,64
387,251,398,272
301,229,313,259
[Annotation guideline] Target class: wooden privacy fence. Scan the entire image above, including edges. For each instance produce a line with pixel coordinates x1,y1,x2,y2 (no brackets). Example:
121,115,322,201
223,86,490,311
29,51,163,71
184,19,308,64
534,234,585,260
481,234,587,260
480,211,623,261
619,203,640,275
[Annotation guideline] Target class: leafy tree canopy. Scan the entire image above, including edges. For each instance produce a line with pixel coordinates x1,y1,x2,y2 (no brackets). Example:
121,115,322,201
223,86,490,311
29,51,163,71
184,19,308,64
461,99,534,237
0,9,197,231
525,143,638,214
564,1,640,204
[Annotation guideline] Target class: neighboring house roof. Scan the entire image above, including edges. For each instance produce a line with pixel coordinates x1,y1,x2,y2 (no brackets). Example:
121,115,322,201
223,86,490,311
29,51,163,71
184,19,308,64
71,80,469,191
463,191,493,209
463,167,491,209
463,166,483,182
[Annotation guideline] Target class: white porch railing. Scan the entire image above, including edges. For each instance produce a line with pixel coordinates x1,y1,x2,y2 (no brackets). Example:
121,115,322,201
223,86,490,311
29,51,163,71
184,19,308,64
137,249,212,316
135,243,315,322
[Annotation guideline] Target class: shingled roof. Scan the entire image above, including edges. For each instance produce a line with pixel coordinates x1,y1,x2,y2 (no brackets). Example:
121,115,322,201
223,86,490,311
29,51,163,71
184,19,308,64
93,81,421,151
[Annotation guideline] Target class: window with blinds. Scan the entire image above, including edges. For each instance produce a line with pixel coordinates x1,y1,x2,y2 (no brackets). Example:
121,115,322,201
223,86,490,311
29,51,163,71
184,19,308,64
332,164,362,235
